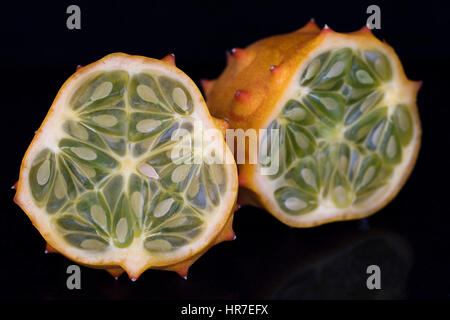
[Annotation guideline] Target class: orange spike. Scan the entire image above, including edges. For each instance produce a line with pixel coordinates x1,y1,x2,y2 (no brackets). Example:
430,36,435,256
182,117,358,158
161,53,175,65
270,64,289,85
413,80,423,91
231,48,246,59
321,24,334,34
213,117,230,135
227,48,253,66
299,18,319,32
107,268,125,279
44,243,58,254
214,215,235,242
234,90,251,103
201,79,216,98
359,25,373,34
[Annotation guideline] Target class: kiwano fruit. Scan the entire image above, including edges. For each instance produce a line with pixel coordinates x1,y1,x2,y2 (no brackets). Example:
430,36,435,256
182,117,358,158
14,53,238,279
203,21,421,227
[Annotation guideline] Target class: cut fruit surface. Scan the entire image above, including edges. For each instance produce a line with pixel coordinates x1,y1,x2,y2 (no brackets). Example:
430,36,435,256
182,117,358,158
14,53,238,278
205,22,421,227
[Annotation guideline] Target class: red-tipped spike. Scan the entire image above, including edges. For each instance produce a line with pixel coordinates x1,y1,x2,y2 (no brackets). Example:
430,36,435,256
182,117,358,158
201,79,216,98
44,243,58,254
231,48,246,59
234,90,251,103
175,266,189,279
227,48,252,65
413,80,423,91
234,203,241,212
270,64,289,85
359,25,373,34
106,268,124,279
76,65,83,71
304,18,318,30
161,53,175,65
11,181,18,190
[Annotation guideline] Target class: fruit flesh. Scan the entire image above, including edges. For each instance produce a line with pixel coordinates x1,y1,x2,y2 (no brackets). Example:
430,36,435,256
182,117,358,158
263,47,415,215
205,23,421,227
15,53,238,278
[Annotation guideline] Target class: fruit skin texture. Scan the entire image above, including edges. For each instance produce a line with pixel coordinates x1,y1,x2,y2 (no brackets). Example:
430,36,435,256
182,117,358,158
14,53,238,280
204,21,421,227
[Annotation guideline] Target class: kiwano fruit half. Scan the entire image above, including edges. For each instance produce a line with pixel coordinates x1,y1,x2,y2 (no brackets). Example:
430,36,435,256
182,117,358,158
203,21,421,227
14,53,238,279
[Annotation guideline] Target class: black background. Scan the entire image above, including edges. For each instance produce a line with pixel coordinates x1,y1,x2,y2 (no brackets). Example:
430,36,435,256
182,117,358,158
0,0,449,300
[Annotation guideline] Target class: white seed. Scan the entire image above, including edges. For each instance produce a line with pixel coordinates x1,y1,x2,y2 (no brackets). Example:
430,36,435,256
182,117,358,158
137,84,158,103
360,93,379,112
36,159,50,186
374,57,388,77
71,147,97,161
91,205,107,228
301,168,316,188
165,216,188,228
304,58,321,80
116,218,128,242
321,97,337,110
145,239,172,251
285,197,307,211
136,119,161,133
295,132,309,149
386,136,397,158
285,108,306,121
171,164,191,183
154,198,174,218
334,185,347,205
104,135,121,143
356,70,374,84
80,239,106,250
91,81,113,100
130,191,142,218
396,109,410,132
137,163,159,179
210,165,224,185
371,124,384,146
92,114,117,127
326,61,345,78
172,87,188,110
339,155,348,174
54,174,67,199
69,122,88,141
362,166,376,187
188,179,200,198
77,162,96,178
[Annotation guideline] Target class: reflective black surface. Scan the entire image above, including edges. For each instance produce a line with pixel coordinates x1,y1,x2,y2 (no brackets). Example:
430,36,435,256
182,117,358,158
0,0,449,300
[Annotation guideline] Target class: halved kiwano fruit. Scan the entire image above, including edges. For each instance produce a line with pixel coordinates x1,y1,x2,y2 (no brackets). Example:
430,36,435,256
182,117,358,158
14,53,238,279
204,22,421,227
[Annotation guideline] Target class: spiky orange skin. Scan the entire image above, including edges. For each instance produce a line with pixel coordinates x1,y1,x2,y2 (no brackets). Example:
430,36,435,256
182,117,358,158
204,22,421,227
